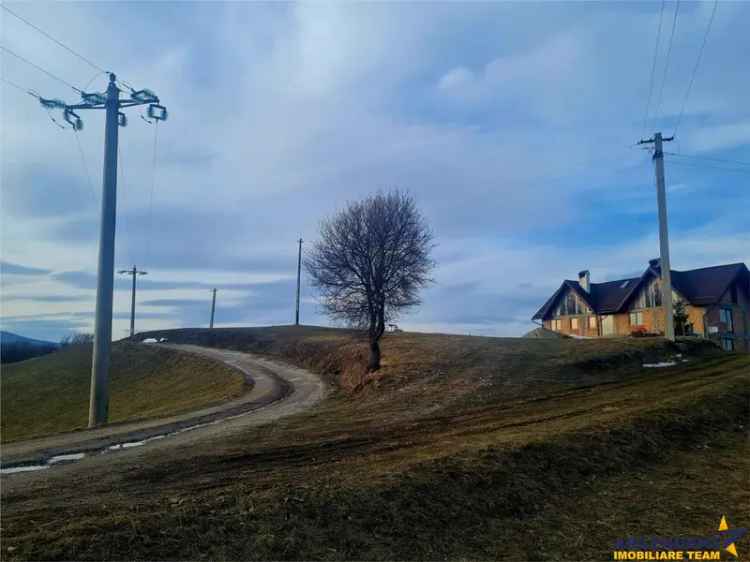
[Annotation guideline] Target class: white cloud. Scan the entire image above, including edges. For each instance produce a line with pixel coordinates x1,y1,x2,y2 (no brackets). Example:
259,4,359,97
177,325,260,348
684,121,750,153
2,2,748,340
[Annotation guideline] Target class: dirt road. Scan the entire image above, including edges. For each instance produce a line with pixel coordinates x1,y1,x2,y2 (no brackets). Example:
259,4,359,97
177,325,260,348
1,344,327,474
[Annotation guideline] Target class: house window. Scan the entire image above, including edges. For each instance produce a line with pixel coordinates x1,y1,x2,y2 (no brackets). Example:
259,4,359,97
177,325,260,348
552,319,562,331
721,337,735,352
647,282,662,308
567,294,579,315
588,316,597,330
644,286,653,308
571,318,579,330
629,311,644,326
720,308,734,333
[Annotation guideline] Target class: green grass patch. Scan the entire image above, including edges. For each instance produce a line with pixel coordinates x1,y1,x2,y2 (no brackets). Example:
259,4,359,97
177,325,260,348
0,342,246,442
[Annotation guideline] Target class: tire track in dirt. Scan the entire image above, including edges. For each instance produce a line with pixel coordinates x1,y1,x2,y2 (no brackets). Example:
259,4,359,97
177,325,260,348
1,345,327,474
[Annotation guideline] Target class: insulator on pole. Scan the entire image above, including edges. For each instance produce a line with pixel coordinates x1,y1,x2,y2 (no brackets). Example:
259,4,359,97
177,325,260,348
39,97,66,109
118,112,127,127
131,89,158,103
147,104,167,121
81,91,107,105
64,108,83,130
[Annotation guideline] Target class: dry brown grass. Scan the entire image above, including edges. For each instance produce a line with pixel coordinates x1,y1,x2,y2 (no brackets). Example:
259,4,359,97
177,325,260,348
2,326,748,561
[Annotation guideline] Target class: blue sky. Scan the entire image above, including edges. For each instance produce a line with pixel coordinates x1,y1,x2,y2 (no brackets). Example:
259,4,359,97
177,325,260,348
2,1,749,342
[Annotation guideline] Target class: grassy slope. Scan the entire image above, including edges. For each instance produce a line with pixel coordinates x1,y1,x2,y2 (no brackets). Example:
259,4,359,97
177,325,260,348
2,327,748,560
1,342,246,443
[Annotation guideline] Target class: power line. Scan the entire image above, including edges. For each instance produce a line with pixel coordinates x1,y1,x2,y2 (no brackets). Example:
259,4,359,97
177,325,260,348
144,120,160,268
85,70,108,91
654,0,680,121
665,151,750,168
0,4,107,75
73,129,99,204
673,0,718,138
117,143,132,267
0,76,40,98
667,159,750,175
643,0,666,135
0,44,81,92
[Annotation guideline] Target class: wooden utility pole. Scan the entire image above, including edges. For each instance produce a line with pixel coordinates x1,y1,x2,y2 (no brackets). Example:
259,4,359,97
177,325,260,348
295,238,303,325
118,265,148,338
638,132,675,341
210,288,217,329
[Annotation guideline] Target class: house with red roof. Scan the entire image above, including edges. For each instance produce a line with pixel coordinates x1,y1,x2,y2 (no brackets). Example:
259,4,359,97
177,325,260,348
532,259,750,352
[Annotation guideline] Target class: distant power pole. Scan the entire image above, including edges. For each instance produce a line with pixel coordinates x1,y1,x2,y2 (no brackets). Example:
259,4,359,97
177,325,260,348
35,73,168,427
210,288,217,329
118,266,147,338
295,238,303,325
638,131,675,341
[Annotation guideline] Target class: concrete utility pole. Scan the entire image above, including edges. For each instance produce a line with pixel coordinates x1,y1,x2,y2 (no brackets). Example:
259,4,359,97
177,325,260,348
37,73,168,427
638,132,675,341
295,238,303,326
210,288,217,329
89,75,121,427
118,266,148,338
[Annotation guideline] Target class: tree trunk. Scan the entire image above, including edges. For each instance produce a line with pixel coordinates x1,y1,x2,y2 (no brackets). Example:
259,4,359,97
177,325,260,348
368,337,381,372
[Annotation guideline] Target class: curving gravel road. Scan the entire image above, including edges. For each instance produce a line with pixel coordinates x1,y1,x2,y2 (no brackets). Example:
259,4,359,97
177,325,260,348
1,344,327,474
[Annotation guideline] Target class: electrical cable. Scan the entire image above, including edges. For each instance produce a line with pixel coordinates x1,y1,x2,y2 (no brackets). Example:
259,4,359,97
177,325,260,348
84,70,108,91
664,152,750,168
73,129,99,204
643,0,666,135
673,0,719,138
654,0,681,121
1,4,107,74
145,120,160,268
0,44,82,92
117,143,135,268
666,159,750,175
0,75,40,98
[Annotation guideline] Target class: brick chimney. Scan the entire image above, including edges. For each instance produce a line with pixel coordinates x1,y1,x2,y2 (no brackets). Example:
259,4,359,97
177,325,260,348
578,270,590,293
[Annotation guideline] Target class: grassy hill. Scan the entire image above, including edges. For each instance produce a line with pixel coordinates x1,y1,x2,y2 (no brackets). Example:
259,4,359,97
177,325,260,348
1,331,59,364
2,326,748,560
1,342,246,443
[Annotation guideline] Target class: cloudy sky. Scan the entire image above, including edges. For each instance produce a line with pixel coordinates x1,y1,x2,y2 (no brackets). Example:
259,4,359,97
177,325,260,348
2,1,749,342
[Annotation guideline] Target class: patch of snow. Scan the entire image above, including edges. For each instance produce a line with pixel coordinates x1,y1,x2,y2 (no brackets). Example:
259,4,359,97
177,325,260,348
48,452,86,464
159,337,168,342
1,464,49,475
141,338,158,344
643,361,677,368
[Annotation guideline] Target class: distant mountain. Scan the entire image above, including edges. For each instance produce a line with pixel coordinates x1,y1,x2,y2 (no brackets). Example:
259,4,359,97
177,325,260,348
0,331,60,348
1,331,60,364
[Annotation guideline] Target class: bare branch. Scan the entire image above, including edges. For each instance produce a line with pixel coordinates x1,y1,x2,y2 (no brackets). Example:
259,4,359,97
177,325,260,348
305,190,434,371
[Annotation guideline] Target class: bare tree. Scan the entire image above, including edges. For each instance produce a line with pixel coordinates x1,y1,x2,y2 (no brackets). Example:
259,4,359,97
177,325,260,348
305,190,434,371
60,333,94,347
